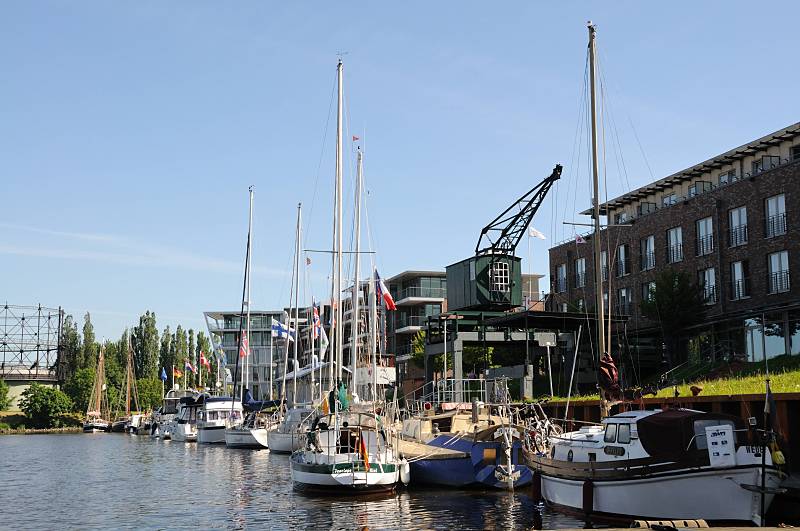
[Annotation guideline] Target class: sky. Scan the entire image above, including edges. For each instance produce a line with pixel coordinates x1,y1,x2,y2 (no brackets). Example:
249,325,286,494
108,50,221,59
2,1,799,340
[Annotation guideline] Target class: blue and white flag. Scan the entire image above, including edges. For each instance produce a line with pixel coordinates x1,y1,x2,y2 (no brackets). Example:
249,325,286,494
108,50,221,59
160,367,167,382
271,318,295,342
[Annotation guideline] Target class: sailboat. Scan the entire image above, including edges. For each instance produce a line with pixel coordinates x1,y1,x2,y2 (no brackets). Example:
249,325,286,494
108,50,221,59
523,22,786,526
83,347,111,433
111,334,142,433
290,59,407,492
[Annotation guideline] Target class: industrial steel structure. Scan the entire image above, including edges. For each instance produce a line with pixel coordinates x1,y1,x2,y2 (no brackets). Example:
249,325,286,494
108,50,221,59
0,304,64,382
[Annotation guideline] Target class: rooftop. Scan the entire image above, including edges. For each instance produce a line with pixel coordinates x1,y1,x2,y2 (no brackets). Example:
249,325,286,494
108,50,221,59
386,270,446,283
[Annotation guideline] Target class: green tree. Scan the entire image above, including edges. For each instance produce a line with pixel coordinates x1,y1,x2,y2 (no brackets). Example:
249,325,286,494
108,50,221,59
61,315,83,379
196,331,212,388
187,329,196,387
641,269,706,367
136,378,163,411
133,311,160,379
82,312,97,372
18,383,73,428
159,325,173,376
63,367,96,414
0,379,11,410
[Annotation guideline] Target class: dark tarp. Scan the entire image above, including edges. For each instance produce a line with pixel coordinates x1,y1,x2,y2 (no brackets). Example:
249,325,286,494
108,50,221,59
242,389,279,412
636,409,744,461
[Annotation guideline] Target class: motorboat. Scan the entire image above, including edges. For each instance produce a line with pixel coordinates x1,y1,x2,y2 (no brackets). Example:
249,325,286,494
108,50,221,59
197,396,243,444
171,396,201,443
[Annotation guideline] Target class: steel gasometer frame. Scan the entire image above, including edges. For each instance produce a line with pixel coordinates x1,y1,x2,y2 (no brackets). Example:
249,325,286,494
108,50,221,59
0,304,64,382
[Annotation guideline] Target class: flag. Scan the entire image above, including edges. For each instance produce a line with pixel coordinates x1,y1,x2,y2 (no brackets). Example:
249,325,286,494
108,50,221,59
375,270,397,311
352,135,360,142
320,395,329,415
319,323,329,361
160,367,167,382
575,234,587,244
271,318,296,342
200,351,211,369
312,304,322,340
306,256,312,266
239,331,250,358
185,360,197,374
173,367,183,378
528,227,547,240
359,431,370,469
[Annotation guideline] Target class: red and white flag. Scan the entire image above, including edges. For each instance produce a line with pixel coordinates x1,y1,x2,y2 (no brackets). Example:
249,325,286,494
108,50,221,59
239,331,249,358
575,234,587,244
375,270,397,311
352,135,360,142
200,351,211,369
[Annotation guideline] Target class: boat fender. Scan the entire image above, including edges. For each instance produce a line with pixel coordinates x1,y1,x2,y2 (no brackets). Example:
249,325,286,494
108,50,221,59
531,470,542,502
582,479,594,517
399,459,411,485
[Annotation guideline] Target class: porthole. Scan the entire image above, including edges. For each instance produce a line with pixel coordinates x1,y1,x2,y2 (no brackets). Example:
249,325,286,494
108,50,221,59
567,449,574,462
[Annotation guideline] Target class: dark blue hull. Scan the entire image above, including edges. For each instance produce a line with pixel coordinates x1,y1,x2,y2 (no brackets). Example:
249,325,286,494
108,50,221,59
409,434,532,489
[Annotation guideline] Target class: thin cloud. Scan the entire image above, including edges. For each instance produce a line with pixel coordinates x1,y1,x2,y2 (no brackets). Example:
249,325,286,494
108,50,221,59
0,222,118,242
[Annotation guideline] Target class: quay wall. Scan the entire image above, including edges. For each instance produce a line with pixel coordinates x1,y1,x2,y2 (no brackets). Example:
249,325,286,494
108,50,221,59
540,393,800,472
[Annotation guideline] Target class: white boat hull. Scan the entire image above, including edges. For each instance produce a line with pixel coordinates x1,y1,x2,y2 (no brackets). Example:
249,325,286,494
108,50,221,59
171,423,197,443
225,427,269,449
198,426,226,444
290,451,400,492
541,465,783,526
267,429,304,454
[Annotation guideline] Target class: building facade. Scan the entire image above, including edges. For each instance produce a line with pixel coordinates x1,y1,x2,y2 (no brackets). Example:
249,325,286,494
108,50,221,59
549,122,800,373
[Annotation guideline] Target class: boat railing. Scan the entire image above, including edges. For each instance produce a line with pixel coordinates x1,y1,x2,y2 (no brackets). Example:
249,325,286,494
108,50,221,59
403,378,518,415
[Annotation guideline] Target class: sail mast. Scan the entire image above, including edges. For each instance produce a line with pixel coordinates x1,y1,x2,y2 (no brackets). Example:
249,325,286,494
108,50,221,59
350,148,363,396
244,186,253,401
335,59,344,384
292,203,302,405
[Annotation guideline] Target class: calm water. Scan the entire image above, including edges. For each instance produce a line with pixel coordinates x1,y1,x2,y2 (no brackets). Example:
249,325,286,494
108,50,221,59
1,434,586,530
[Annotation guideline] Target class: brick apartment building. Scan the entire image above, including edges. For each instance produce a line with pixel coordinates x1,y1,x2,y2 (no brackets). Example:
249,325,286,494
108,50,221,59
549,122,800,374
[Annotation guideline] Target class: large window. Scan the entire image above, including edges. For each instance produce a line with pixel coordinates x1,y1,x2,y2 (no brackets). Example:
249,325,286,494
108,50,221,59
617,287,631,315
730,261,749,300
642,281,655,303
555,264,567,293
575,258,586,288
699,268,717,304
491,261,510,293
600,250,608,282
768,251,790,294
766,194,787,238
752,155,780,174
667,227,683,263
696,217,714,256
718,169,736,186
729,206,748,247
640,235,655,271
616,244,630,277
689,181,712,198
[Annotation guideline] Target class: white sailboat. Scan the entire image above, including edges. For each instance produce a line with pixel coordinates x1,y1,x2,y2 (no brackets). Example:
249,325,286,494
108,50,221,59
83,347,111,433
524,22,786,526
290,59,407,492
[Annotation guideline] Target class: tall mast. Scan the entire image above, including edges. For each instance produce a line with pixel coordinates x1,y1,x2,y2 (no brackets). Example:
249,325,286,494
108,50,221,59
350,148,363,395
368,272,378,401
244,185,254,401
335,59,344,384
292,203,302,405
588,22,606,361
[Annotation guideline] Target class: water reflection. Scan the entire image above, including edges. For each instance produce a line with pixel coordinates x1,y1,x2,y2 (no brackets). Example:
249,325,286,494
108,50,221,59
0,434,585,530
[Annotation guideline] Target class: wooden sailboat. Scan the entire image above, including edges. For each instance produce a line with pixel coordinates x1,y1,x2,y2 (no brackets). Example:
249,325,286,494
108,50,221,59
523,22,786,526
83,347,111,433
111,334,141,433
289,59,407,492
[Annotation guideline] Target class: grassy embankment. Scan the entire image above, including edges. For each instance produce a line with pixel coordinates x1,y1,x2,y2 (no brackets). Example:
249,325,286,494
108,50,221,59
0,410,83,434
546,354,800,403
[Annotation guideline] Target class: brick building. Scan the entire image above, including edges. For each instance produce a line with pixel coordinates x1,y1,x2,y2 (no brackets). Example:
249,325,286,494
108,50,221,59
549,122,800,374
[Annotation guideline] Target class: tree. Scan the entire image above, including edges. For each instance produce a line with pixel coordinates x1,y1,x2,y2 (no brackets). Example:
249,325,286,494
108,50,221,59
133,311,160,379
641,269,706,367
188,329,196,387
63,367,96,414
61,315,83,379
136,378,163,412
0,379,10,410
196,331,212,388
159,326,172,376
82,312,97,372
18,383,73,428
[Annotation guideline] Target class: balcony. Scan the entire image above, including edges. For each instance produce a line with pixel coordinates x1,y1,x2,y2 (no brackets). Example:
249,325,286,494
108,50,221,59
393,315,426,333
768,270,790,294
393,286,446,306
696,235,714,257
766,213,787,238
575,271,586,288
667,244,683,264
601,265,608,282
729,225,748,247
640,251,655,271
702,285,718,305
615,258,630,278
730,278,749,301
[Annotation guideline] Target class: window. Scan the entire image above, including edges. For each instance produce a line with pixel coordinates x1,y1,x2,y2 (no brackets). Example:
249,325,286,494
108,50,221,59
662,193,677,207
729,206,748,247
617,287,631,314
575,258,586,288
560,302,568,313
617,424,631,444
766,194,787,237
637,202,656,216
688,180,712,198
604,423,617,443
729,261,748,301
793,145,800,162
614,211,630,225
616,244,630,277
753,155,780,174
696,217,714,256
555,264,567,293
718,170,736,186
667,227,683,263
575,298,585,311
640,235,655,271
600,250,608,281
768,251,790,294
642,281,655,303
491,261,510,293
699,268,717,304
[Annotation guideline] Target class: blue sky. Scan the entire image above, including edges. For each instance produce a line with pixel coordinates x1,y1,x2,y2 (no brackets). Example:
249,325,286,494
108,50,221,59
2,2,798,339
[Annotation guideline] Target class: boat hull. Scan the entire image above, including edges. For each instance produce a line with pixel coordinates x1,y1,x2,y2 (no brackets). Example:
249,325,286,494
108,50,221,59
290,456,399,493
82,421,110,433
197,425,226,444
225,427,269,449
267,429,304,454
171,423,197,442
539,465,783,526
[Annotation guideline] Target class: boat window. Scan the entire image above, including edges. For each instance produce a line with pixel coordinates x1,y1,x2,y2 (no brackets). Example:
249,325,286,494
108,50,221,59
207,412,218,421
220,411,228,419
604,423,617,443
617,424,631,444
588,453,596,462
692,419,736,450
567,450,573,462
198,411,205,421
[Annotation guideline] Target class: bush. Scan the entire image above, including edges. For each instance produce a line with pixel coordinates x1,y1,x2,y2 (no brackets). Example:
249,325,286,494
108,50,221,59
63,368,95,413
18,383,74,428
0,379,10,410
136,378,163,412
0,422,10,430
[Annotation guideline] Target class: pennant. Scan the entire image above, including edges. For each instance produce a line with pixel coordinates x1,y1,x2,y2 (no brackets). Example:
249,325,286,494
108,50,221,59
375,270,397,310
352,135,360,142
306,256,312,266
528,227,547,240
